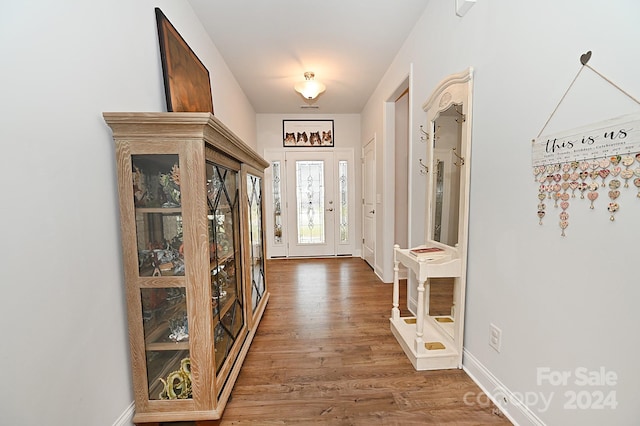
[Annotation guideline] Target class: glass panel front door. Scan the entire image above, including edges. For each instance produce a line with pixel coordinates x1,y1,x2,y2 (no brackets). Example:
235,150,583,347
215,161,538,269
285,152,335,256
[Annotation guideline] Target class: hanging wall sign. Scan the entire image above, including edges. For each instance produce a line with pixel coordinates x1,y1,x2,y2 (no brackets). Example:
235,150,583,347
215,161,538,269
532,52,640,236
532,112,640,167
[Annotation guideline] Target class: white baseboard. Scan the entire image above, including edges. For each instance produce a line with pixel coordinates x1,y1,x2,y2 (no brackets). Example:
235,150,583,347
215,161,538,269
463,349,546,426
374,263,384,282
112,402,134,426
408,295,417,315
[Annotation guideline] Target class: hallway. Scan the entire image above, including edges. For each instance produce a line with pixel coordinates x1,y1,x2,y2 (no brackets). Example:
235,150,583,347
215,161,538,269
219,258,510,425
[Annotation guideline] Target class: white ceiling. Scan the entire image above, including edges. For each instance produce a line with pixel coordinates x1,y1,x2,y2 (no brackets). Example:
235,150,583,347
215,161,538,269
188,0,430,114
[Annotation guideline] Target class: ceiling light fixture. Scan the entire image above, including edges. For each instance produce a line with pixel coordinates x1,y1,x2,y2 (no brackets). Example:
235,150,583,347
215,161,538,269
294,72,326,100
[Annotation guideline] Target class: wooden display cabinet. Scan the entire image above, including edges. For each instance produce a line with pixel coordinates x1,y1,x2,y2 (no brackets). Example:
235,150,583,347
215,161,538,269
104,112,269,424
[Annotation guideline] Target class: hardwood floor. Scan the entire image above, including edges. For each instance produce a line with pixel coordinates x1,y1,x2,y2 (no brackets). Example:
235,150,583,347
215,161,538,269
215,257,511,425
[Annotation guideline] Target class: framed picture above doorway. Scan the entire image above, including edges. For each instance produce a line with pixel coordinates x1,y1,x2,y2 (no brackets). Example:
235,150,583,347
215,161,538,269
283,119,334,147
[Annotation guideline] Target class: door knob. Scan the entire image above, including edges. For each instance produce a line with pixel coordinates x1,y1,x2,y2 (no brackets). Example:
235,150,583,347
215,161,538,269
369,210,375,214
326,208,334,212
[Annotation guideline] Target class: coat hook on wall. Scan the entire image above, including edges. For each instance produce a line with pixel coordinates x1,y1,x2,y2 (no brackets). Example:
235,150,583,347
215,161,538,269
454,105,466,124
452,147,465,166
419,125,429,142
419,158,429,175
420,125,442,142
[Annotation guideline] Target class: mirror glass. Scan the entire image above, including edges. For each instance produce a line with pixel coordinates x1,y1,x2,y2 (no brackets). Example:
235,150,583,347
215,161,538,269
428,277,455,338
431,103,463,247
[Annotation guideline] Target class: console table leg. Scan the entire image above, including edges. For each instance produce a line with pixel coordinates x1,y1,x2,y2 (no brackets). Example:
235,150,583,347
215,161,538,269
392,248,400,320
415,278,426,354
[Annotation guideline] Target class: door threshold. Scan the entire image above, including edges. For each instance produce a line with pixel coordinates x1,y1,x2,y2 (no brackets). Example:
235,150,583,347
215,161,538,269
271,254,355,259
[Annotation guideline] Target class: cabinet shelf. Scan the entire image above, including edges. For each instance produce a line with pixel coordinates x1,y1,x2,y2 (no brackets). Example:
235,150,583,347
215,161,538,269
136,207,182,214
144,320,190,351
139,267,182,277
213,286,237,319
146,341,190,351
210,250,235,268
142,294,188,351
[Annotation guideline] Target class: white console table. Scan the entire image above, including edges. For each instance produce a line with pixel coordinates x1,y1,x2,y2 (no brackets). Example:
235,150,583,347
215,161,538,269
390,242,464,370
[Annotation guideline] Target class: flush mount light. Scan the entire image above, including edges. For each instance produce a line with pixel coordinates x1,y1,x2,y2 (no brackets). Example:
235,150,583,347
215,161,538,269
294,72,326,100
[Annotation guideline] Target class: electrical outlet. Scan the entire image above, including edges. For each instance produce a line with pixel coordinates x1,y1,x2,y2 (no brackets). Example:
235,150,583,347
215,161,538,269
489,323,502,353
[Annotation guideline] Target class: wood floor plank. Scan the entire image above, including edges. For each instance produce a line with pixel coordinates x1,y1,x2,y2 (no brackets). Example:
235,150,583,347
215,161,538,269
159,257,510,426
219,258,510,425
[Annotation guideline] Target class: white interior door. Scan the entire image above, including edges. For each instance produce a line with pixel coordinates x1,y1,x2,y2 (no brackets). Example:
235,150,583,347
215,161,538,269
285,151,336,257
362,138,376,268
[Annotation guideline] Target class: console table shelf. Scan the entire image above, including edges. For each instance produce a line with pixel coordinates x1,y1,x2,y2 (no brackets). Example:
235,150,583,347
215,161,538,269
390,243,464,370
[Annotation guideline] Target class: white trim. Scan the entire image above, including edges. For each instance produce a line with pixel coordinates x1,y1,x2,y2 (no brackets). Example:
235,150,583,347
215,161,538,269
361,135,376,270
111,401,134,426
265,148,357,258
382,101,395,283
406,63,416,248
463,349,546,426
374,264,384,282
422,68,474,112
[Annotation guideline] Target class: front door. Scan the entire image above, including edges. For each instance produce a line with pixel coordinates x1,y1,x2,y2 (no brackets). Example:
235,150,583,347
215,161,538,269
285,151,336,257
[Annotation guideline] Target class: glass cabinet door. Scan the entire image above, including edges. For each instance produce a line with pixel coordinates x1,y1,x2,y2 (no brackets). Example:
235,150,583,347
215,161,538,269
206,162,245,371
133,154,184,277
131,154,191,401
141,287,190,400
247,174,266,313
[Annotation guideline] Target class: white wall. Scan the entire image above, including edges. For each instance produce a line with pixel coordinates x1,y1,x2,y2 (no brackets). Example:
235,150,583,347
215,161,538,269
362,0,640,424
256,113,362,257
257,113,361,153
0,1,255,424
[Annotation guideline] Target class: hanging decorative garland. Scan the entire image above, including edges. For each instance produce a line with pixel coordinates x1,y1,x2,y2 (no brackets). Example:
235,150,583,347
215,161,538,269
533,153,639,235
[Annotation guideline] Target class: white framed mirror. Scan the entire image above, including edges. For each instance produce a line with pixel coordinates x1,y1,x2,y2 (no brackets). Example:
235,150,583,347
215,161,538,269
423,68,473,249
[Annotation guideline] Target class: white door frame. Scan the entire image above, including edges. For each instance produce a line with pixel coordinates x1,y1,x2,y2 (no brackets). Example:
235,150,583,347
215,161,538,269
263,148,355,258
362,137,376,269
